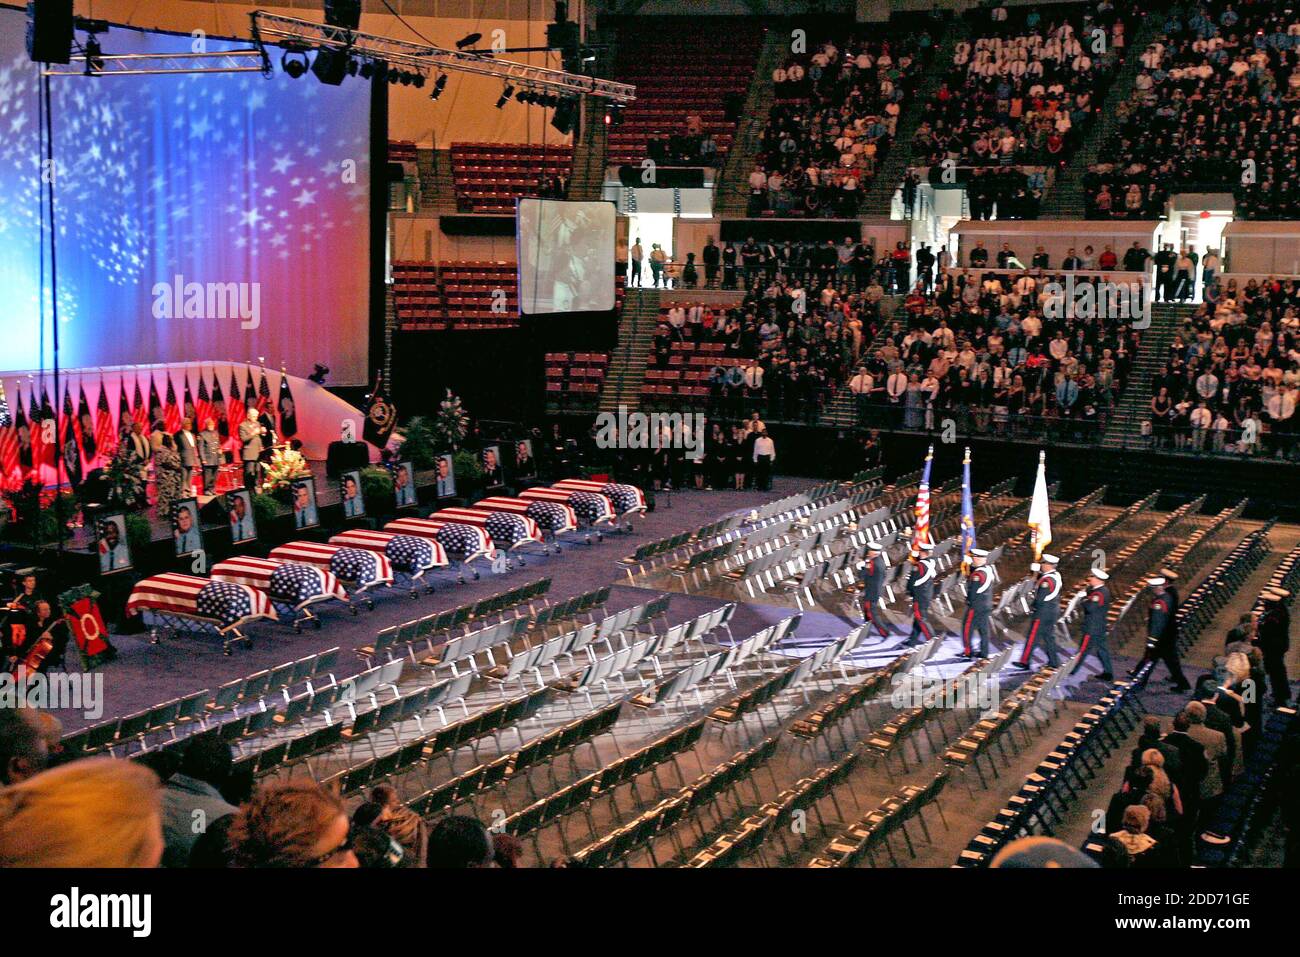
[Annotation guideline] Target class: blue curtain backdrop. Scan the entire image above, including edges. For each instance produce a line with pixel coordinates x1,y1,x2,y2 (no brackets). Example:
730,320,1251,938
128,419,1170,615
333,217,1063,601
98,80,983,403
0,7,372,384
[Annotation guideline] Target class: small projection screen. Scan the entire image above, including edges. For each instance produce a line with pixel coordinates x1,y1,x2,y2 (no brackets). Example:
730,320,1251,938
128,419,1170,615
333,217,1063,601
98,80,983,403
517,199,616,314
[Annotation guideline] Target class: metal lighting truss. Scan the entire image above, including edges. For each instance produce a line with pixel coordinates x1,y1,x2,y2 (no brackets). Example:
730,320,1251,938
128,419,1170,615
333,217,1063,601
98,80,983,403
249,11,636,102
42,49,268,77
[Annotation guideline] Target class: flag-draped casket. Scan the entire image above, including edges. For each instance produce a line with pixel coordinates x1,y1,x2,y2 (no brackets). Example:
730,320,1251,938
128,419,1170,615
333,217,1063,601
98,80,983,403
269,542,393,589
125,573,278,631
210,556,349,611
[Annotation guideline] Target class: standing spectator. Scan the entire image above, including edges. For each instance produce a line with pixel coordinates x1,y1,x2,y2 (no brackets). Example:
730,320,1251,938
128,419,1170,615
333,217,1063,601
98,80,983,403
630,236,644,287
752,429,776,491
162,737,238,868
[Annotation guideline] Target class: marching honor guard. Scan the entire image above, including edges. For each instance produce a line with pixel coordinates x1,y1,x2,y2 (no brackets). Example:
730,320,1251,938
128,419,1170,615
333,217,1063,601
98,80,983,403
960,548,995,659
904,541,937,647
1076,569,1114,680
1133,576,1190,692
857,541,890,640
1016,554,1062,669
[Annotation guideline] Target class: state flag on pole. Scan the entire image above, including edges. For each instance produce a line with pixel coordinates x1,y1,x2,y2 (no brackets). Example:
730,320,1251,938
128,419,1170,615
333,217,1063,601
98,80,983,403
277,369,298,438
77,384,97,462
1028,449,1052,563
960,446,976,575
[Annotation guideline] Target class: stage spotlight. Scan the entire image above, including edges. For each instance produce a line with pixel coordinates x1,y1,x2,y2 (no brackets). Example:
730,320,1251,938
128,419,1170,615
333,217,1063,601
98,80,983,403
551,96,579,135
281,47,310,78
387,69,400,84
517,90,533,105
308,364,330,385
399,72,413,86
429,73,448,100
347,58,358,76
82,35,104,75
605,102,624,126
413,73,425,88
311,46,350,85
456,32,482,50
495,84,514,108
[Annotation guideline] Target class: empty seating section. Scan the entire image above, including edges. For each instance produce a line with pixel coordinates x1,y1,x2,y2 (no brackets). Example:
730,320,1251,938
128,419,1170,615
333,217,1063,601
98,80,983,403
545,352,609,407
387,140,418,163
606,18,764,165
450,142,573,214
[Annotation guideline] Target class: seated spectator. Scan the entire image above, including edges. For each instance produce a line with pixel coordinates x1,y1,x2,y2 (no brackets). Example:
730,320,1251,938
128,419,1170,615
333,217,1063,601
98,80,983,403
427,814,496,868
0,757,163,867
226,781,357,868
161,736,238,868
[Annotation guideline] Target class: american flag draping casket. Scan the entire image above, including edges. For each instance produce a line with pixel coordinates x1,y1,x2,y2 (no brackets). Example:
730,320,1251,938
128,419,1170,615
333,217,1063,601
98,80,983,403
553,479,647,516
385,518,494,561
518,487,615,526
476,496,578,534
430,507,543,550
125,573,278,631
328,530,448,575
210,556,350,611
269,542,394,589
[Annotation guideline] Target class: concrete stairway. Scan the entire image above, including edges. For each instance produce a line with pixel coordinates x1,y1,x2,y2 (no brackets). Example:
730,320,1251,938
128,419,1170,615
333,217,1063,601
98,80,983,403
1100,302,1197,449
416,148,458,213
569,96,610,203
1037,13,1164,219
818,295,903,428
597,289,663,413
713,28,788,219
859,16,965,217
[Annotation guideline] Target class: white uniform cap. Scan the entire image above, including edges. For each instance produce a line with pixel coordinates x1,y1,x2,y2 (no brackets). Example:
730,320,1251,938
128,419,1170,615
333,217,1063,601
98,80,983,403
970,548,989,557
1040,554,1059,565
918,541,934,551
866,540,883,551
1091,569,1109,581
1147,576,1166,586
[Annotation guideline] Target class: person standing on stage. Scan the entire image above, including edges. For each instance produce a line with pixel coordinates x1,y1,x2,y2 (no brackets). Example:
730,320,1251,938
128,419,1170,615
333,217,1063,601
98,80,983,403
198,417,223,495
1077,569,1114,680
238,408,266,491
1016,553,1062,669
1255,589,1291,705
904,541,937,646
858,541,889,640
1135,576,1190,692
960,548,995,659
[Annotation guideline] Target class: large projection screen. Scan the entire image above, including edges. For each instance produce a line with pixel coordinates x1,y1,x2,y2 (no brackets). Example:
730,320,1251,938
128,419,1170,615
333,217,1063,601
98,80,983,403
517,199,616,314
0,6,372,384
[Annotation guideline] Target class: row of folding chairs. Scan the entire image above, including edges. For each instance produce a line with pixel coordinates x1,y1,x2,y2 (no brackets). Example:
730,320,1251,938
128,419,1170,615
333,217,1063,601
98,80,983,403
491,599,730,695
326,688,553,796
570,734,782,868
942,665,1065,795
357,578,553,663
809,768,951,868
1177,530,1271,655
500,718,706,859
634,614,800,711
1061,489,1161,560
957,682,1144,867
1249,538,1300,619
686,748,863,867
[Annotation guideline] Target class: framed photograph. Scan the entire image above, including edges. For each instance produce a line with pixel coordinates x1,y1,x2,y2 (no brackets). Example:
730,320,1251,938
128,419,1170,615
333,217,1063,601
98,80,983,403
291,477,320,531
513,439,536,481
226,488,258,545
96,513,133,575
393,461,417,508
434,452,457,499
481,444,504,488
340,470,366,519
172,498,204,558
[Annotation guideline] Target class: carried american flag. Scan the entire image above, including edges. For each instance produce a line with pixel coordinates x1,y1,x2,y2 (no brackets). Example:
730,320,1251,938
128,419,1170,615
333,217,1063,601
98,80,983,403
269,541,393,588
385,518,494,561
911,445,934,556
433,507,542,549
518,486,615,526
477,495,577,534
125,573,278,630
553,478,646,515
328,529,447,574
210,556,349,611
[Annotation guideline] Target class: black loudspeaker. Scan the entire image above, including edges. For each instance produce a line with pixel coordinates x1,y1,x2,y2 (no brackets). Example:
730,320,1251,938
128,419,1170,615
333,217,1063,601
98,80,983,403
311,47,350,86
26,0,75,64
323,0,361,30
326,440,369,478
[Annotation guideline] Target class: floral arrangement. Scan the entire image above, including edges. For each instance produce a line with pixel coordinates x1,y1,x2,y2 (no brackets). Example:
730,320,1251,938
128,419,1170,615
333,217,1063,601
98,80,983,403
433,390,471,450
260,445,311,493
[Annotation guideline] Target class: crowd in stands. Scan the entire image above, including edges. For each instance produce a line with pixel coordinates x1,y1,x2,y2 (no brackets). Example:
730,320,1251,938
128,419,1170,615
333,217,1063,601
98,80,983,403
748,27,933,217
1098,617,1288,868
846,256,1141,441
913,1,1128,201
676,236,928,294
1086,2,1300,220
1148,275,1300,457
